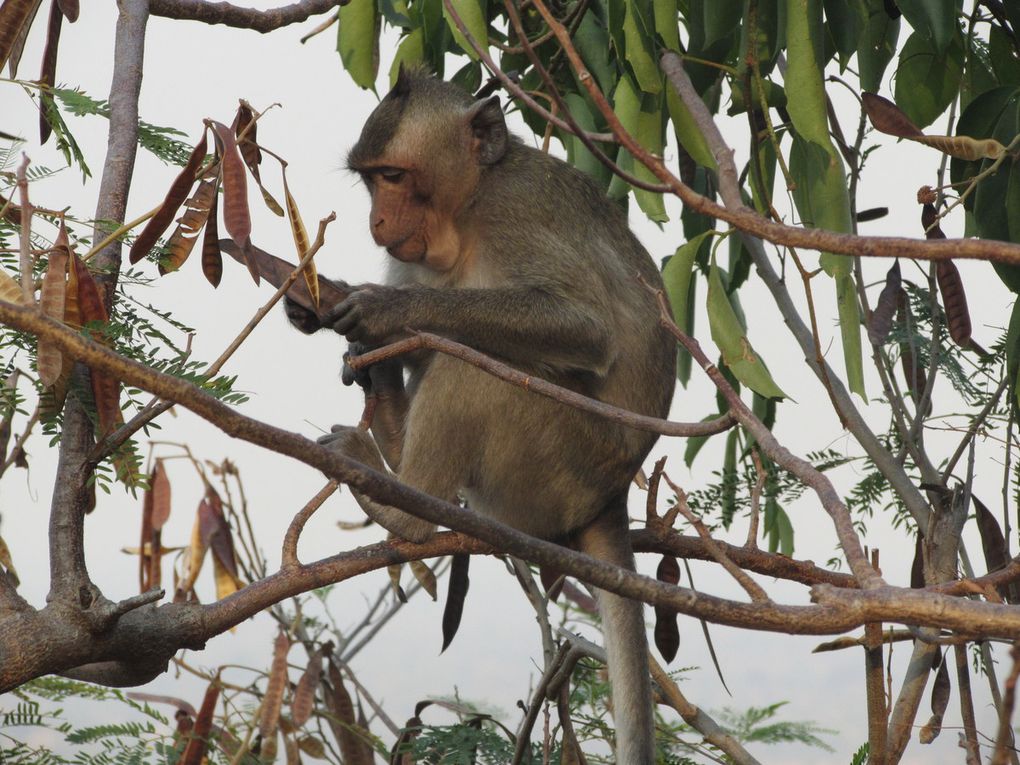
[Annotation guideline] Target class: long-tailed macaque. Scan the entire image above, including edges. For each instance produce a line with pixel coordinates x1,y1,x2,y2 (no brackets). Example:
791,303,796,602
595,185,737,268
286,68,676,763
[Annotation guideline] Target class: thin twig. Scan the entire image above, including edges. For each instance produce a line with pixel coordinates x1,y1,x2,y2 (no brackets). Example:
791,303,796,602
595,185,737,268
282,480,339,569
661,473,770,603
350,334,736,439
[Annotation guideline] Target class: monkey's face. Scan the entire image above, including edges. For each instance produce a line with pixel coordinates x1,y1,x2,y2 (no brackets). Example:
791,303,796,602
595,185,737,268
347,68,507,270
361,167,430,263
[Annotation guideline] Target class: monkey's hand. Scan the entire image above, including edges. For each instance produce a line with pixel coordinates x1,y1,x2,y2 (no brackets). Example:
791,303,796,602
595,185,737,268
319,425,435,543
284,295,323,335
325,284,406,345
341,341,404,396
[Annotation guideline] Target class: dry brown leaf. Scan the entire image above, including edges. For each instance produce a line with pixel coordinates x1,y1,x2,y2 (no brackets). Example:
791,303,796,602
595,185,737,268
862,92,923,138
408,559,437,600
912,134,1005,161
260,630,291,739
70,252,122,436
201,176,223,287
0,0,42,77
284,733,302,765
199,487,241,584
56,0,77,21
441,554,470,652
325,661,374,765
387,563,407,602
0,267,25,305
180,674,220,765
292,646,323,728
212,555,241,601
159,178,218,275
151,459,171,530
139,467,154,592
234,101,263,182
296,735,325,758
936,260,971,346
260,730,279,761
38,0,62,144
207,120,257,283
867,260,901,346
130,132,208,264
653,555,681,662
179,506,209,598
37,225,69,386
282,170,319,309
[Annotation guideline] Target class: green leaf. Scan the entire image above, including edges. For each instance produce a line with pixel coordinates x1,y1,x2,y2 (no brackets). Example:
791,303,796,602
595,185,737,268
950,86,1020,291
895,0,958,52
684,413,724,466
563,92,611,189
574,14,616,94
663,231,712,385
623,0,662,94
443,0,487,60
450,60,482,93
707,254,785,399
857,0,900,92
666,85,717,170
389,28,426,87
654,0,681,52
824,0,866,60
613,75,668,222
893,30,964,128
338,0,380,90
703,0,742,47
1007,298,1020,408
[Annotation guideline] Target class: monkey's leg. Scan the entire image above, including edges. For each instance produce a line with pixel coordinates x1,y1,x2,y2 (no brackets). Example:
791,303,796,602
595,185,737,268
575,505,656,764
319,426,436,543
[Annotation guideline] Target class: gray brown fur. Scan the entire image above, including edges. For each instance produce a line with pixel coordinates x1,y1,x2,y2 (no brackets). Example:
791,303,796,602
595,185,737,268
289,69,676,763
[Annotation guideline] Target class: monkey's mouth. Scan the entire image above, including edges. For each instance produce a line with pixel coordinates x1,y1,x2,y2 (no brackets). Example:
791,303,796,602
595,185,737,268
385,237,427,263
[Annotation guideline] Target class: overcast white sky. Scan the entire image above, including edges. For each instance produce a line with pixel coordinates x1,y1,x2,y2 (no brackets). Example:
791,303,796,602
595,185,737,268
1,4,1016,763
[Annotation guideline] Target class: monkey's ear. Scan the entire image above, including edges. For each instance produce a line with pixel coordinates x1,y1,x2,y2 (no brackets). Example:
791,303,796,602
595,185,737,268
467,95,507,165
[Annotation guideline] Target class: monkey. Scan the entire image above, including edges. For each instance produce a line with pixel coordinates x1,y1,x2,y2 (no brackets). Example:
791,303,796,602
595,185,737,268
285,67,676,763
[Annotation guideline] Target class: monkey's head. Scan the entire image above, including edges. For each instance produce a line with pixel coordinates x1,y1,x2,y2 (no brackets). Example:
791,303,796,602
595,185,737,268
347,67,508,269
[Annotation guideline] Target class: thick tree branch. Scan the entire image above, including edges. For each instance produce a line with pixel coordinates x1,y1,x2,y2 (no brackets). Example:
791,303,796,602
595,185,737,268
149,0,342,32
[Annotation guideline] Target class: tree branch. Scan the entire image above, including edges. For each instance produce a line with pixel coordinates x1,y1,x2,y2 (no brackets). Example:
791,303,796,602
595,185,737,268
149,0,342,32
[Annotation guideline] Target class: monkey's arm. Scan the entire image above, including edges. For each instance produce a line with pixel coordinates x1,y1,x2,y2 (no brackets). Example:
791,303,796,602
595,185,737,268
342,342,408,470
328,285,612,375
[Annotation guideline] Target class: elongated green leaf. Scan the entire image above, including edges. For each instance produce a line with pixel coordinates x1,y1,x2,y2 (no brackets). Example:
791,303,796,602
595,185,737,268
623,0,661,94
785,3,862,398
613,75,667,222
443,0,487,60
895,0,958,52
824,0,866,61
707,255,785,399
653,0,680,52
894,31,964,128
564,92,611,189
389,28,425,88
858,0,900,92
338,0,380,90
666,86,716,170
663,231,712,385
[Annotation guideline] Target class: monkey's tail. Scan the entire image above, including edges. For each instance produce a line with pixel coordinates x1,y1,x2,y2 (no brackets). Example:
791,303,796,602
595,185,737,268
576,506,657,764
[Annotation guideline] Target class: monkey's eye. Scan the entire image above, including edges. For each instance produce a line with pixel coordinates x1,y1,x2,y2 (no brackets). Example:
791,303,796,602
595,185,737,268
377,168,406,183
